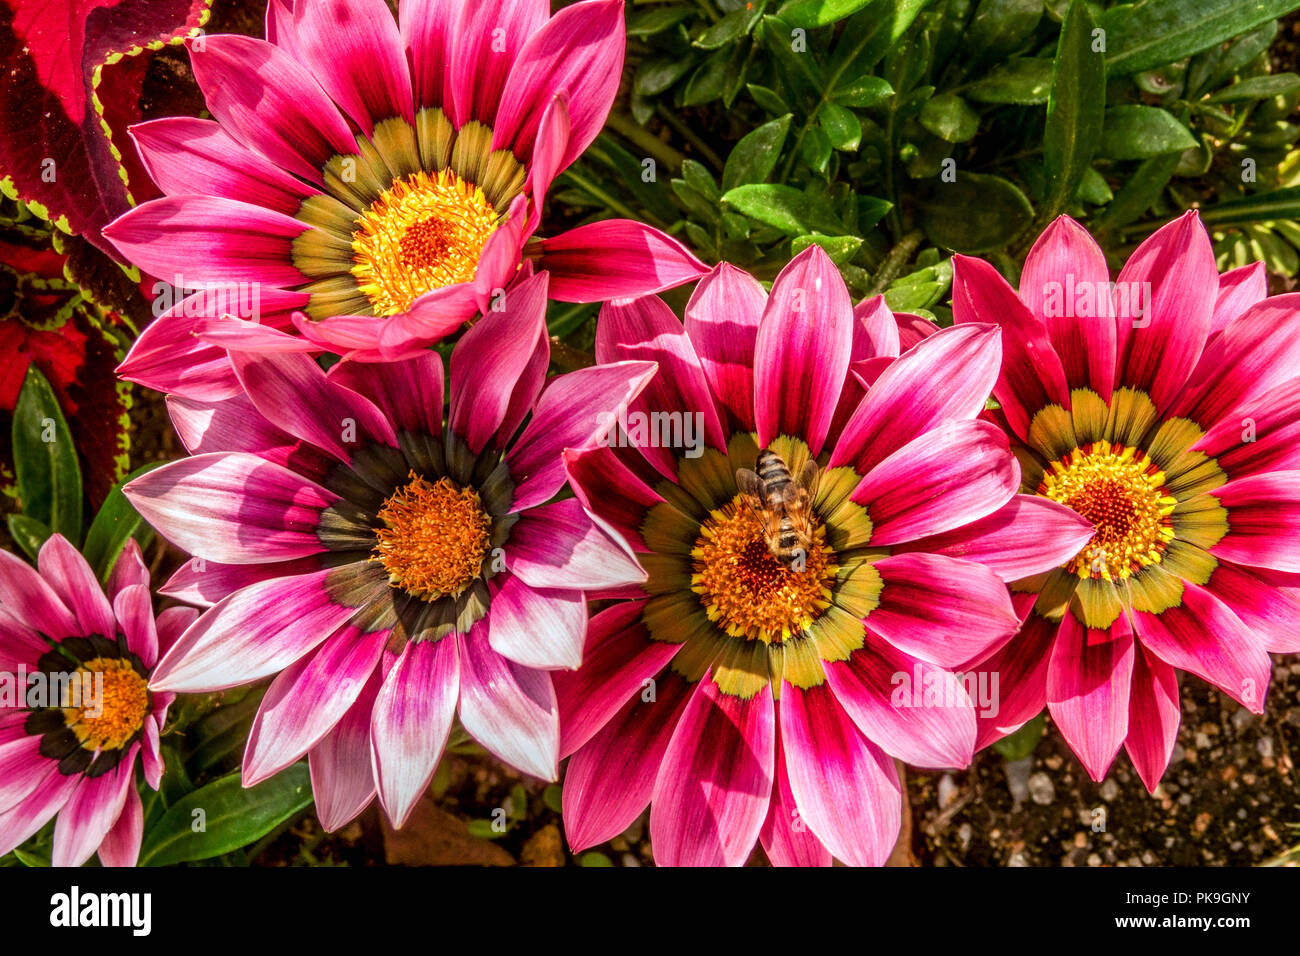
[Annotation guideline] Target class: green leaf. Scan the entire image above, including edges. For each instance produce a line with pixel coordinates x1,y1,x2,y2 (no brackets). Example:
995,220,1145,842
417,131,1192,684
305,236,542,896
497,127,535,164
831,75,894,108
1103,0,1297,76
820,102,862,150
81,461,163,584
966,0,1043,62
792,234,864,263
634,56,696,97
722,114,792,191
12,848,49,867
1198,186,1300,225
6,513,50,561
1093,153,1180,231
543,784,564,814
965,57,1053,104
138,765,313,866
467,819,506,840
578,851,615,867
722,183,845,235
1040,1,1105,225
777,0,876,29
1099,105,1197,159
919,93,980,142
1206,73,1300,103
694,6,758,48
747,83,792,114
682,48,731,106
919,171,1034,253
12,366,82,543
1076,166,1114,205
800,126,833,173
993,713,1045,761
627,4,695,36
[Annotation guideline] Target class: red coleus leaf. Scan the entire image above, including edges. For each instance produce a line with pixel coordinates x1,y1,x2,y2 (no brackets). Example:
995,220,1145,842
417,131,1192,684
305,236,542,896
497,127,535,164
0,0,210,259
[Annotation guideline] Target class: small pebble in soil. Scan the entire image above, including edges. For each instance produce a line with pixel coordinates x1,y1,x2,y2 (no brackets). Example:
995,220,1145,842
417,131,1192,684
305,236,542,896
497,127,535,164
1100,779,1119,802
1028,771,1055,806
1005,756,1033,805
938,774,959,809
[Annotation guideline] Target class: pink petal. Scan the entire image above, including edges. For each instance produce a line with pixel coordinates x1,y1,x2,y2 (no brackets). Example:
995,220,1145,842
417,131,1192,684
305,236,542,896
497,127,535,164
683,262,766,431
36,534,115,639
457,621,559,780
505,359,657,511
399,0,454,109
113,585,160,670
539,220,708,302
1212,261,1268,334
506,498,645,590
310,667,381,832
488,575,587,670
106,538,151,604
0,548,80,639
97,786,144,867
0,769,78,857
972,610,1057,750
370,636,459,827
823,636,977,769
447,0,549,128
1131,581,1273,713
650,676,774,867
327,350,446,440
1207,560,1300,653
778,682,902,867
864,552,1020,668
852,419,1018,546
1046,612,1134,781
1210,472,1300,572
1124,642,1181,792
759,731,833,867
561,444,664,551
160,555,328,608
754,245,854,456
51,757,136,867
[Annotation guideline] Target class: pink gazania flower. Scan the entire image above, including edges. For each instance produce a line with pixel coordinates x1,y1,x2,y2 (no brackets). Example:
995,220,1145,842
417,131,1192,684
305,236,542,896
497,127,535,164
105,0,706,395
0,537,194,866
122,272,654,830
953,211,1300,790
556,246,1094,866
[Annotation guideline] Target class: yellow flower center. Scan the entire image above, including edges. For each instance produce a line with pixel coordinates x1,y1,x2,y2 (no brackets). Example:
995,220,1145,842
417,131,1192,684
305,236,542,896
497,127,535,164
373,472,492,600
62,658,150,752
351,169,498,316
690,498,835,642
1039,440,1177,581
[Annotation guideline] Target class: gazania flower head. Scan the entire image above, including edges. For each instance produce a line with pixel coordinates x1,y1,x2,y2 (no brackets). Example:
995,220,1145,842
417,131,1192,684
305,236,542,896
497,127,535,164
557,247,1094,866
0,537,192,866
953,211,1300,789
107,0,706,396
123,271,655,830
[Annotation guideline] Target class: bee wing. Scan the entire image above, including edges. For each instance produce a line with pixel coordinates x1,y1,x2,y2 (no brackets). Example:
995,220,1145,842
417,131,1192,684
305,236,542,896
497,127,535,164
798,459,820,499
736,468,764,502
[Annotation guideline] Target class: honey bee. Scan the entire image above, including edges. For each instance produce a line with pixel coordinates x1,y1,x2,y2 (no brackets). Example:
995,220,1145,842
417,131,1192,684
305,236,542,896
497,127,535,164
735,450,820,568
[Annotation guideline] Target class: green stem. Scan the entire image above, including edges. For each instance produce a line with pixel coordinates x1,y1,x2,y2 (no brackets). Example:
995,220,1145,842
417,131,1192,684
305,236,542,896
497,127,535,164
606,111,687,173
866,229,924,297
556,169,643,222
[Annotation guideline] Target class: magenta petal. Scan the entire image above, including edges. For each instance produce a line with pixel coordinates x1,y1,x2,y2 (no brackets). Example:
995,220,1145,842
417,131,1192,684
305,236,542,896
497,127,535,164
488,576,587,671
149,567,364,693
562,672,693,853
370,636,459,828
36,534,115,639
506,499,645,590
492,0,624,167
124,452,335,564
113,585,160,670
243,623,387,786
650,676,775,867
166,393,295,461
506,359,657,511
1019,215,1116,399
684,262,766,432
754,245,854,456
1113,210,1218,411
160,555,327,608
130,117,319,214
562,445,664,551
1047,612,1134,782
893,494,1095,583
0,549,79,639
310,668,381,832
106,538,151,604
116,306,241,402
449,271,549,453
231,351,397,462
779,682,902,867
97,786,144,868
951,253,1070,440
187,34,355,181
596,294,728,477
399,0,453,108
528,94,571,225
1207,561,1300,653
1212,261,1268,334
1132,581,1273,713
1124,642,1181,793
972,610,1056,750
448,0,549,128
865,553,1020,668
539,220,708,302
51,757,136,868
824,637,977,769
1210,472,1300,572
0,735,49,814
553,602,679,757
853,419,1018,546
274,0,414,134
328,350,445,439
759,732,833,867
831,324,1002,474
103,196,310,288
457,621,559,780
1194,379,1300,481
